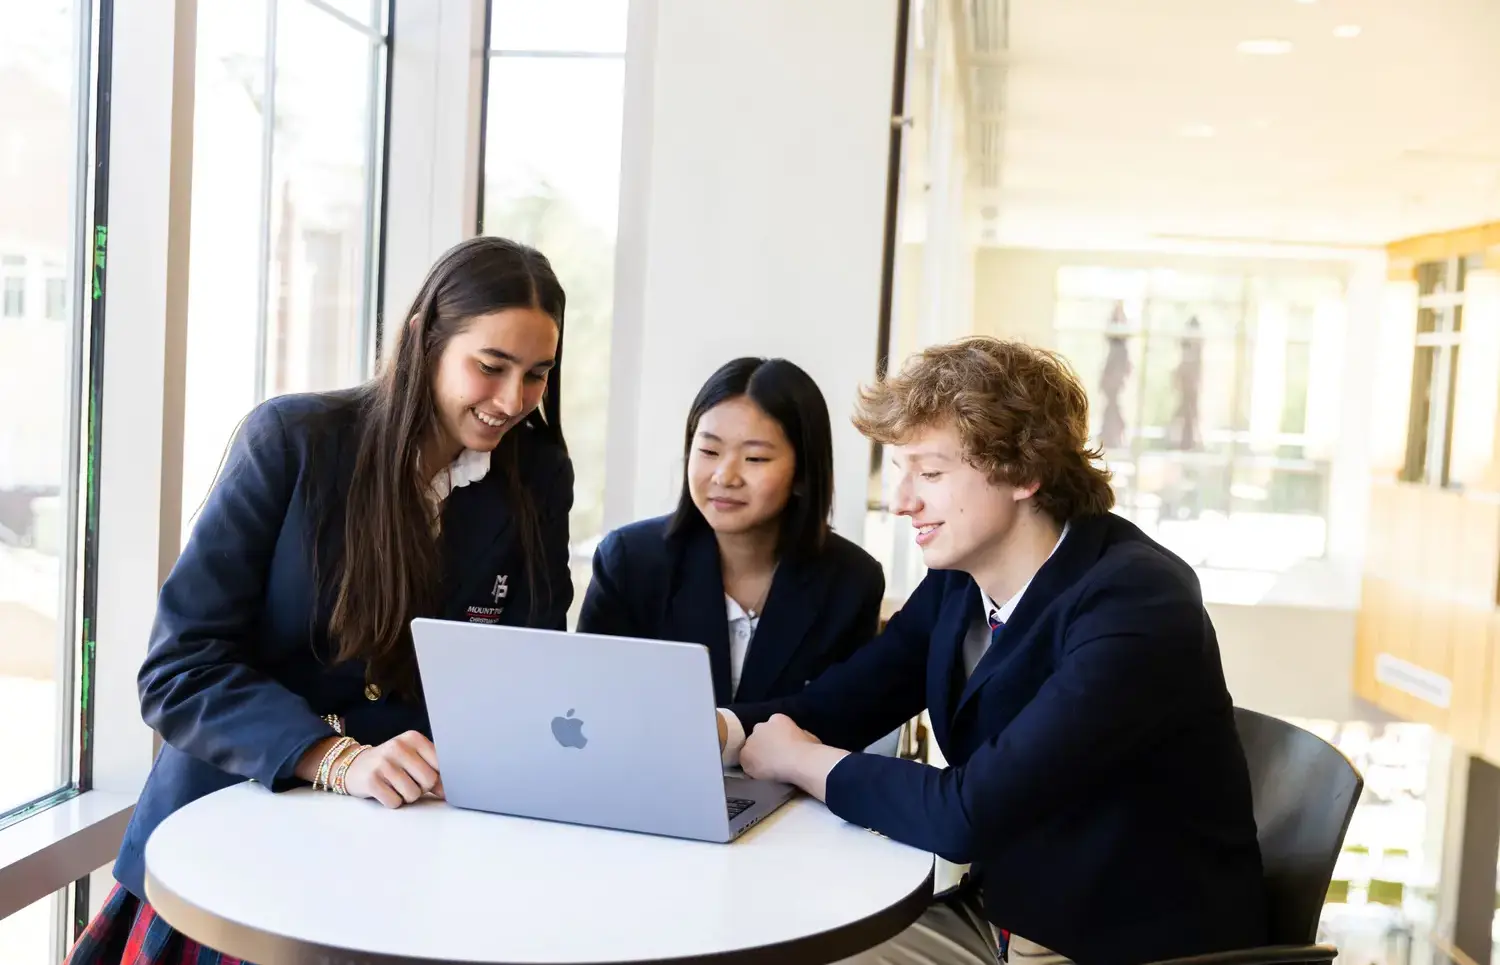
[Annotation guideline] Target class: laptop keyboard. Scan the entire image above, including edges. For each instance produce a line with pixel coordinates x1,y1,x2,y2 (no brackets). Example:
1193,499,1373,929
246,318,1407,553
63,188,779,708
727,797,755,820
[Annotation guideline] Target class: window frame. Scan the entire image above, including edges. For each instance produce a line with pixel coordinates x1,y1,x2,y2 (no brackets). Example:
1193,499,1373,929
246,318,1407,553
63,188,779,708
476,0,629,583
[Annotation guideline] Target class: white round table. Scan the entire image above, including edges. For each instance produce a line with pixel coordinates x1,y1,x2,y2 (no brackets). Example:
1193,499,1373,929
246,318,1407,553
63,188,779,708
144,782,935,965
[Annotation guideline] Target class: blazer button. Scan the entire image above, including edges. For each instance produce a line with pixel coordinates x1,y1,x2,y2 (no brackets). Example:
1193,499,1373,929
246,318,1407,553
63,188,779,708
364,683,381,701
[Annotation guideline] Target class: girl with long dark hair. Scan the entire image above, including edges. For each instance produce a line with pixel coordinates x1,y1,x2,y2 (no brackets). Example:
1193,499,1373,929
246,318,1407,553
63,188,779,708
67,237,574,965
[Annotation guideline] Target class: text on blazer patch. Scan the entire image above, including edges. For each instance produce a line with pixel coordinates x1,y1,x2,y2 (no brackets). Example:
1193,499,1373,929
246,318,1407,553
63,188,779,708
467,605,505,624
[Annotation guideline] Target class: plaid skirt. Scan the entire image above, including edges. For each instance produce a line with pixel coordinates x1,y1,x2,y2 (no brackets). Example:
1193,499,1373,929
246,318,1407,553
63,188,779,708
65,883,251,965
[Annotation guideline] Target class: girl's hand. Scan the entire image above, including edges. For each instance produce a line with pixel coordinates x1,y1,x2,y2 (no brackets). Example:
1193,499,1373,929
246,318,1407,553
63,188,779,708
341,731,443,808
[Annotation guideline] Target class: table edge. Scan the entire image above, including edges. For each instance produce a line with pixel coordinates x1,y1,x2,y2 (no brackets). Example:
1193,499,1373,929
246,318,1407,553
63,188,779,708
145,861,935,965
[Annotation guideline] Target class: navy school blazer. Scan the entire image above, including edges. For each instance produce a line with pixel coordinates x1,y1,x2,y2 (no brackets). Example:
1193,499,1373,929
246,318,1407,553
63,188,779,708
729,513,1268,965
576,515,885,705
112,390,573,899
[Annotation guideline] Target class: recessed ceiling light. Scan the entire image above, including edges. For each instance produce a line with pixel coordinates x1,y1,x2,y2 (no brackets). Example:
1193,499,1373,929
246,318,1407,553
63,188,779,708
1237,38,1294,55
1333,24,1362,39
1179,124,1217,139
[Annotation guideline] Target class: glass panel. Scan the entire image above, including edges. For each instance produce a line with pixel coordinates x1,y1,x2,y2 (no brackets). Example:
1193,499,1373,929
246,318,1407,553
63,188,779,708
481,52,625,612
1052,266,1341,580
1138,301,1241,457
0,0,85,815
182,0,267,540
1057,322,1142,454
1303,720,1440,964
265,0,382,397
489,0,628,54
0,887,63,965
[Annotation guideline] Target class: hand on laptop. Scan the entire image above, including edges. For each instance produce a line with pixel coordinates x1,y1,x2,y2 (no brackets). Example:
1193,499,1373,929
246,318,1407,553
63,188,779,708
343,731,444,808
740,714,850,803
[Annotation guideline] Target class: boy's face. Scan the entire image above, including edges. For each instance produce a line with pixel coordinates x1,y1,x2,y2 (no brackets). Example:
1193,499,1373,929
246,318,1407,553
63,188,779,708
889,421,1034,574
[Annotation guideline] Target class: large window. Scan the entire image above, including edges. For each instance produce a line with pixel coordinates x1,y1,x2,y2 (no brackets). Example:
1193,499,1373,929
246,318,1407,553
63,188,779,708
181,0,389,536
1401,254,1484,488
1054,266,1346,602
480,0,627,607
0,0,103,957
0,0,96,819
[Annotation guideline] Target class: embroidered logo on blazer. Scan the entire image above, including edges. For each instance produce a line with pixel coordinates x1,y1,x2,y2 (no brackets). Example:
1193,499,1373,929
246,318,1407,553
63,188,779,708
492,574,509,603
467,605,504,624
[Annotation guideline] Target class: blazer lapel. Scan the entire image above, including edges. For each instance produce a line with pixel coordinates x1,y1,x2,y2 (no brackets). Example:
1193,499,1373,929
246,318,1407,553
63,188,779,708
439,455,516,609
732,556,819,702
953,515,1108,716
928,579,983,738
665,528,735,706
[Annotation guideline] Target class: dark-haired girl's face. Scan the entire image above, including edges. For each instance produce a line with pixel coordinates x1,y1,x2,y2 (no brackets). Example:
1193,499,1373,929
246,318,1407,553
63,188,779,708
429,307,557,464
688,396,796,537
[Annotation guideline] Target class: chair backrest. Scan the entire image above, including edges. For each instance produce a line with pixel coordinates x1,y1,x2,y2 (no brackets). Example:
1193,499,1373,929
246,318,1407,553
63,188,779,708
1233,706,1364,944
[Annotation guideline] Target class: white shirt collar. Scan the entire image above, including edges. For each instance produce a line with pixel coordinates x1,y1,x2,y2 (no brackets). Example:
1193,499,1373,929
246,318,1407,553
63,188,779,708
979,522,1070,626
725,595,759,624
427,448,492,505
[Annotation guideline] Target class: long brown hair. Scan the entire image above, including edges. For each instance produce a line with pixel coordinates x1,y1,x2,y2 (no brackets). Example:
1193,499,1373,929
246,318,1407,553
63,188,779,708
320,237,566,697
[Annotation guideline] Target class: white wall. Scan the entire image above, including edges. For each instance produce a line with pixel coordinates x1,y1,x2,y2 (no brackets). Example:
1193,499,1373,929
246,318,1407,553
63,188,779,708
605,0,899,543
1210,602,1362,721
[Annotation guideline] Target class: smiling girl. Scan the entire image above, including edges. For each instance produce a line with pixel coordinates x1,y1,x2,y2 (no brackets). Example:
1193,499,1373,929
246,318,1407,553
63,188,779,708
67,237,574,965
578,357,883,708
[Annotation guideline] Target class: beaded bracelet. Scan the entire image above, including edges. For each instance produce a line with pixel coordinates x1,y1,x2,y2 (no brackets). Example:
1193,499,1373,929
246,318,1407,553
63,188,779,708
330,744,370,796
313,736,357,791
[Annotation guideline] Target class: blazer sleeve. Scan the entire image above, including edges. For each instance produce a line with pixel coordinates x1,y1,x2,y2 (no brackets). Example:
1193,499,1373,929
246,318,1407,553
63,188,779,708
137,401,335,791
821,555,1211,864
575,529,639,638
728,568,937,753
536,451,575,631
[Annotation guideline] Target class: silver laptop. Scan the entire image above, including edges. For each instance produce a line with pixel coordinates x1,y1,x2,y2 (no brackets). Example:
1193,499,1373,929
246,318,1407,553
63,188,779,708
411,619,795,842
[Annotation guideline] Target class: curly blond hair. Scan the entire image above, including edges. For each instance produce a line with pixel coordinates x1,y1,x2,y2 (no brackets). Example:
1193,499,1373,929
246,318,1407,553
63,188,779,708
854,337,1114,523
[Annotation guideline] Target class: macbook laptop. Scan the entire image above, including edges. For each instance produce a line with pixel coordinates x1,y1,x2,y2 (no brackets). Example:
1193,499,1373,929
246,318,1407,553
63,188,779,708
411,619,795,842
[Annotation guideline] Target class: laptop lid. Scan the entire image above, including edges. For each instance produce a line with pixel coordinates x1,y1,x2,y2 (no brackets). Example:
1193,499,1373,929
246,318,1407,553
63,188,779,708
412,619,734,842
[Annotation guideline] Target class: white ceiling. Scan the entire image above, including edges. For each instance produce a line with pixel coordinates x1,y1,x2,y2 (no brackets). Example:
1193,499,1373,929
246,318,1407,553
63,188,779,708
987,0,1500,251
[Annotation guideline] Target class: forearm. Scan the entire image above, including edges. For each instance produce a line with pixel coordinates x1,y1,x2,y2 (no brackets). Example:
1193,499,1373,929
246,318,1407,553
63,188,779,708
787,744,851,802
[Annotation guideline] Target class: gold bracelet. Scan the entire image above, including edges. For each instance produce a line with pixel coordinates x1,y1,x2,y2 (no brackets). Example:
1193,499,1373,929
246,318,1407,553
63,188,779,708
322,714,344,736
331,744,370,796
314,736,356,792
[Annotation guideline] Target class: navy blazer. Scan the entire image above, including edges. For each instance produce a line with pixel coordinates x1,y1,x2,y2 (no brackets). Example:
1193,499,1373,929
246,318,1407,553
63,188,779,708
730,513,1267,965
113,390,573,899
577,515,885,705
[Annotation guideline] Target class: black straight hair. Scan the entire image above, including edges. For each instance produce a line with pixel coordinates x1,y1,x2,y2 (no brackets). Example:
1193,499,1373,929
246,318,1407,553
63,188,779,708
667,357,835,561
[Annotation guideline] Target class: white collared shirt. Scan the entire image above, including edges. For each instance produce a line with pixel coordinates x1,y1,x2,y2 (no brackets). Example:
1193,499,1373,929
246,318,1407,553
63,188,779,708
425,448,491,533
961,522,1069,679
725,595,761,700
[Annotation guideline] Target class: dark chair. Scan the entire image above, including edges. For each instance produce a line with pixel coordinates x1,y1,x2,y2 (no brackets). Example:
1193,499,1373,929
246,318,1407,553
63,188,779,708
1147,707,1365,965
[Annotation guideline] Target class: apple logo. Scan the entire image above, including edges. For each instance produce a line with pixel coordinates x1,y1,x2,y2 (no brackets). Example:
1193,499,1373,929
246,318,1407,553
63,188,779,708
551,709,587,749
